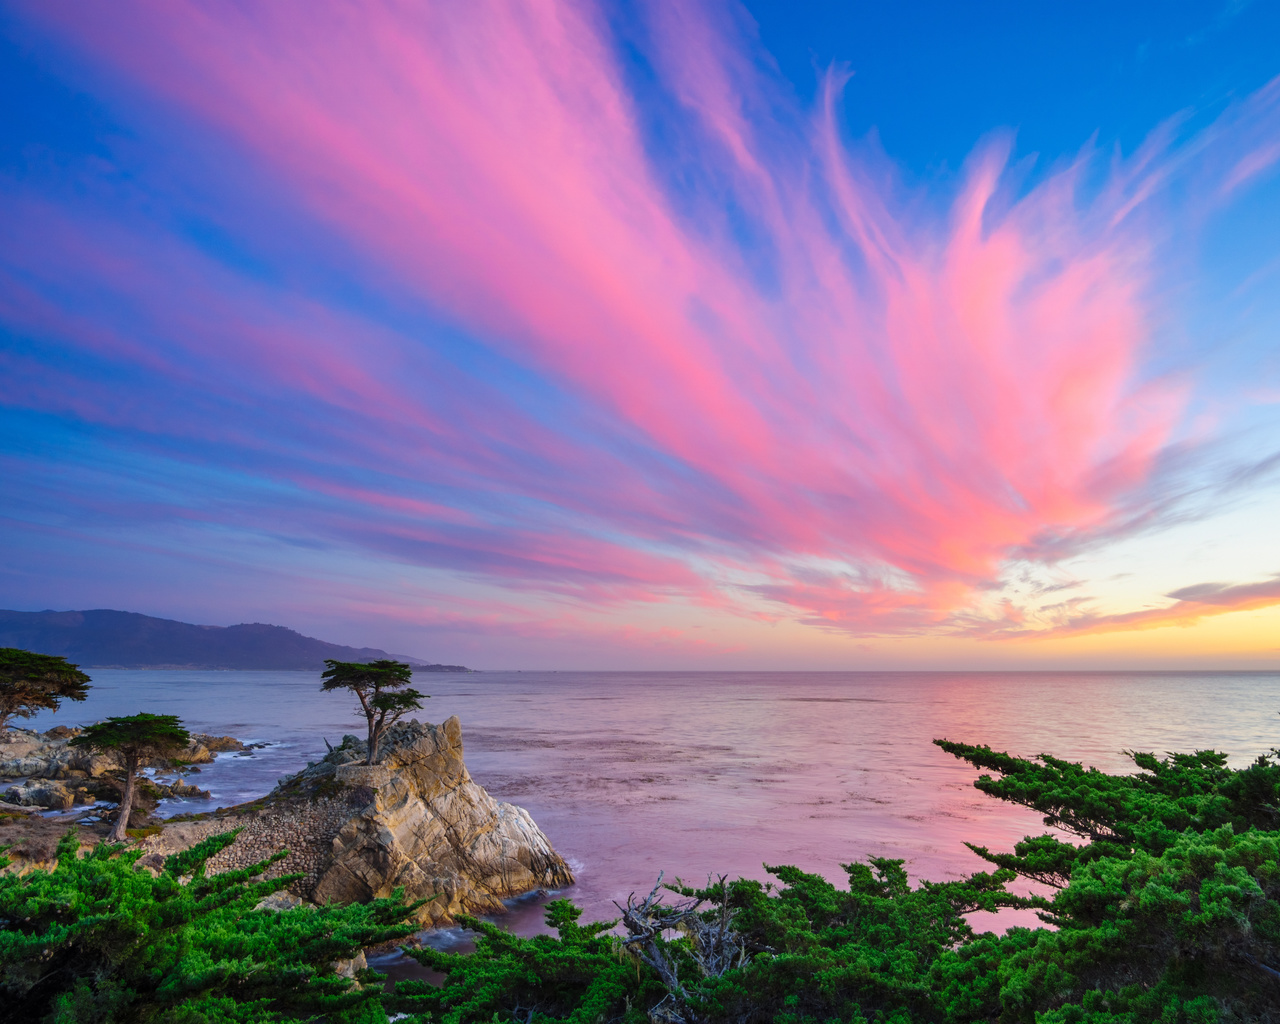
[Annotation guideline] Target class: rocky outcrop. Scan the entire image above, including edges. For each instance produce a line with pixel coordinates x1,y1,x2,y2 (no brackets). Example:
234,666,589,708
4,779,77,810
0,727,236,809
144,716,573,925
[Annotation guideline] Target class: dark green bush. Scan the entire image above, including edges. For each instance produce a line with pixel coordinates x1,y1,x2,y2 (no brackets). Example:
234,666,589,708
0,829,421,1023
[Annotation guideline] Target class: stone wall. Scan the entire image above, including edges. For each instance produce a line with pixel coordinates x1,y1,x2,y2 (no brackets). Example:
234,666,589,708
146,796,356,896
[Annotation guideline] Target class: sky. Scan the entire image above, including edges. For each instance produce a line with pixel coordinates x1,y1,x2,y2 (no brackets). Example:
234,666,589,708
1,0,1279,670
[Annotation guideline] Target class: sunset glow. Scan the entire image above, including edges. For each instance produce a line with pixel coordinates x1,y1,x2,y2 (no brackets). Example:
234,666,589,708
3,0,1279,667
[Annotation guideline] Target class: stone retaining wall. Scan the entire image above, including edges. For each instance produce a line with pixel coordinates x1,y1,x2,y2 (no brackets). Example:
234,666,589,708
334,764,391,788
144,796,355,897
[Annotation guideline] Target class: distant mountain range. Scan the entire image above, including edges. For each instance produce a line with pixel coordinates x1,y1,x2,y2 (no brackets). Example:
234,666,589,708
0,609,472,672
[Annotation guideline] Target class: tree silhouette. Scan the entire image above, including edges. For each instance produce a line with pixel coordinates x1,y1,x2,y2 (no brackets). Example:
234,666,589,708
71,713,190,842
321,659,427,765
0,648,90,732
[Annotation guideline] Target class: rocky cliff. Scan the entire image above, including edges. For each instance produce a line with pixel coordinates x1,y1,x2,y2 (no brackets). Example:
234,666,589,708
144,716,573,925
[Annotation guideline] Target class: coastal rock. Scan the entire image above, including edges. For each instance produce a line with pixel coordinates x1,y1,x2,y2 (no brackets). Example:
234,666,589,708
66,749,115,778
144,717,574,925
310,718,575,923
193,734,246,753
0,754,54,779
43,725,80,740
164,780,211,799
332,950,368,980
4,779,75,810
0,730,43,756
0,726,233,783
256,892,310,912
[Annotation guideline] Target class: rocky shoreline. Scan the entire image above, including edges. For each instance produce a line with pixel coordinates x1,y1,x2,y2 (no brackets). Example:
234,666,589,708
1,716,574,928
0,725,249,813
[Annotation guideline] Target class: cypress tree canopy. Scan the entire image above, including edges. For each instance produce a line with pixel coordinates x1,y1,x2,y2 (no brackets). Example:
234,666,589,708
321,659,427,765
0,648,90,731
69,711,190,758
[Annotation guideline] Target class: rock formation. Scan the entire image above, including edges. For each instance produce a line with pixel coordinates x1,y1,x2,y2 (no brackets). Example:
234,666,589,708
144,716,573,925
0,726,239,809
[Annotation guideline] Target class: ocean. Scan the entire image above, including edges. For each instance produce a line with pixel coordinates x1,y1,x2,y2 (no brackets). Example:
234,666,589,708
23,669,1280,942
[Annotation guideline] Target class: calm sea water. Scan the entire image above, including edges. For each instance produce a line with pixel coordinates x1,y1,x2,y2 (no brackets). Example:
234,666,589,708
25,670,1280,938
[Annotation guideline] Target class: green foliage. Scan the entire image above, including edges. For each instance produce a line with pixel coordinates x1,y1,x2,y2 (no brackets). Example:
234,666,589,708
320,659,428,765
70,712,191,759
934,739,1280,857
370,688,426,719
321,659,415,694
0,829,421,1023
392,900,661,1024
0,648,90,731
991,825,1280,1020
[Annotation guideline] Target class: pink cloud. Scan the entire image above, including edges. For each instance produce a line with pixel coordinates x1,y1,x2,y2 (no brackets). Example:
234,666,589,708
1222,140,1280,195
966,576,1280,640
335,592,746,655
9,0,1280,640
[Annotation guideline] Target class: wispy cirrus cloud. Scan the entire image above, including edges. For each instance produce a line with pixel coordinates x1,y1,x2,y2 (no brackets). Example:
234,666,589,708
3,0,1280,644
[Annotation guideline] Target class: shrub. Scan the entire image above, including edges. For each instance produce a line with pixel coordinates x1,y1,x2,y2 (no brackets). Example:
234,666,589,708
0,829,422,1023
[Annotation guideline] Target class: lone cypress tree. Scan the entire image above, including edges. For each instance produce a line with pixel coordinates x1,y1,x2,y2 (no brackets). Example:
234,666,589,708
70,712,190,842
321,659,427,765
0,648,90,732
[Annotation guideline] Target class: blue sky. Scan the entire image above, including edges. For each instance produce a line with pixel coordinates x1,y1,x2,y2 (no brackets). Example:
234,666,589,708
1,0,1278,668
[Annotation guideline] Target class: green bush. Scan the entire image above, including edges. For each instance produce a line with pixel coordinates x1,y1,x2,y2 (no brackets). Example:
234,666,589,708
0,829,421,1023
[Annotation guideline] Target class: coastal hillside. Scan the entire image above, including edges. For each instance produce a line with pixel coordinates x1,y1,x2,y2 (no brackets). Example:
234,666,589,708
0,609,470,671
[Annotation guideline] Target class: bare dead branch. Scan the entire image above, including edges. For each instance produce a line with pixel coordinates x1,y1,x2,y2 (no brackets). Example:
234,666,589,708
614,873,748,1024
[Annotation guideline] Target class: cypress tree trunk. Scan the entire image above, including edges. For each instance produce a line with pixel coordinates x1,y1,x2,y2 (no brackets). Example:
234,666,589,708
361,687,378,766
108,752,139,843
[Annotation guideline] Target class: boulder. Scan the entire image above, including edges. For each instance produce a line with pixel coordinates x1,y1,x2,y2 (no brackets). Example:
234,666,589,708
0,729,76,779
4,779,75,810
181,742,215,765
65,748,116,778
193,734,246,753
43,725,81,740
256,892,309,912
165,780,211,799
332,950,367,980
0,730,42,757
0,755,54,778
